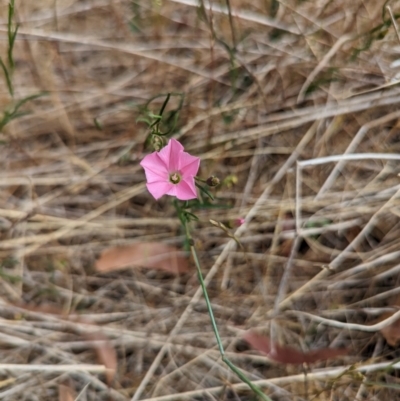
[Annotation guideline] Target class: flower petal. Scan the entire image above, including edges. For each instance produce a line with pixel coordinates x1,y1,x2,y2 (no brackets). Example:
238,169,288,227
158,138,183,172
146,181,173,200
140,153,169,183
175,178,197,200
179,152,200,177
166,185,178,197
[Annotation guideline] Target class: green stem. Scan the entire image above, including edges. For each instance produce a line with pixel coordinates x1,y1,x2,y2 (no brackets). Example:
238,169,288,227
184,220,272,401
158,92,171,117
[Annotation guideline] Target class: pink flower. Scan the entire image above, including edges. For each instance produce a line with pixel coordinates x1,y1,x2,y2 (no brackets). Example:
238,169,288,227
140,138,200,200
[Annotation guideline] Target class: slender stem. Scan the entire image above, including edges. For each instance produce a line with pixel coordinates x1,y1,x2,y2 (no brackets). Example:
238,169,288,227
225,0,237,49
159,93,171,118
184,220,272,401
187,226,225,355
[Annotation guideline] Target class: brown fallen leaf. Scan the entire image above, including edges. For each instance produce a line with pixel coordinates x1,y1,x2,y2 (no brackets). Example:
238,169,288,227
277,212,294,257
84,332,117,385
95,242,189,274
278,238,293,257
380,315,400,347
378,293,400,347
17,302,117,385
58,384,75,401
243,331,349,365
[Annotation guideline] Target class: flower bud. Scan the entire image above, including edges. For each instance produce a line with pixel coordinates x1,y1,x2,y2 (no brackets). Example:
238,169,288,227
206,176,220,187
152,135,163,151
235,218,245,226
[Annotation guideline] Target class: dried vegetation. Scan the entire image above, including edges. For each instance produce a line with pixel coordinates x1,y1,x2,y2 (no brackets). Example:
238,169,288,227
0,0,400,400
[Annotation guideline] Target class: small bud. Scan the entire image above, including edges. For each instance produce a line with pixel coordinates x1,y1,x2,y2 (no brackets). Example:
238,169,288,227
152,135,163,151
223,174,238,188
206,176,220,187
235,218,245,226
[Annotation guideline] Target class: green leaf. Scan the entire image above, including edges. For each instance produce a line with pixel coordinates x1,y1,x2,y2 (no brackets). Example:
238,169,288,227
195,182,214,201
0,92,47,131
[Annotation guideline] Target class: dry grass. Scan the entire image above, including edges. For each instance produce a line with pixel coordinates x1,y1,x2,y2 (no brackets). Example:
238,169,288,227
0,0,400,400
